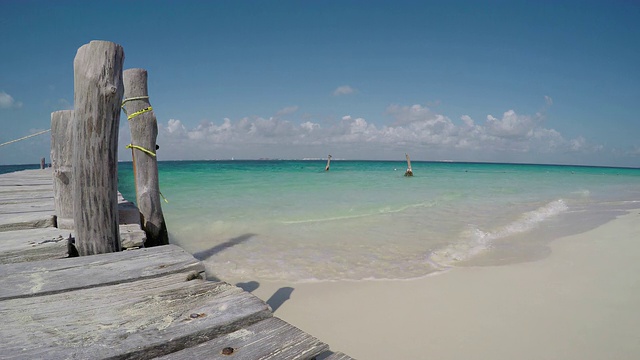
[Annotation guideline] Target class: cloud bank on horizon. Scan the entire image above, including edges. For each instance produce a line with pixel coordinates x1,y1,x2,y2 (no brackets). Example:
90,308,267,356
123,96,602,164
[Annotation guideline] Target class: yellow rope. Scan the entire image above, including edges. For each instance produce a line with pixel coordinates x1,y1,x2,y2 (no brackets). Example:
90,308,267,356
127,144,169,203
127,106,153,120
121,96,149,107
0,129,51,147
121,96,149,116
126,144,156,157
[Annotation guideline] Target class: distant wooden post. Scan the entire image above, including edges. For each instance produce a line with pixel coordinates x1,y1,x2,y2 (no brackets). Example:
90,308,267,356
72,41,124,256
404,153,413,177
51,110,75,229
325,154,332,171
40,157,46,169
122,68,169,247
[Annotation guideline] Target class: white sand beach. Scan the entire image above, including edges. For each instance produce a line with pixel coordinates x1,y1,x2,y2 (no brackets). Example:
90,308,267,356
249,211,640,359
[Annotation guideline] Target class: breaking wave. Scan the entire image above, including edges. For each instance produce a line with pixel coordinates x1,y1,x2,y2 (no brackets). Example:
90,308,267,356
428,199,568,267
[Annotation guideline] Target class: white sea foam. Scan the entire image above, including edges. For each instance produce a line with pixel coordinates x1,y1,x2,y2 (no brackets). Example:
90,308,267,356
428,199,568,267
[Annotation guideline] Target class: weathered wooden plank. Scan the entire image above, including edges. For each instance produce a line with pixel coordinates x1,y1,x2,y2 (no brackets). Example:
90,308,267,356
0,244,203,300
72,40,124,255
156,317,329,360
0,178,52,186
0,191,53,205
0,186,53,199
0,199,54,214
0,211,56,232
0,245,68,267
0,228,69,264
0,274,272,359
0,169,53,184
0,178,49,189
0,172,55,232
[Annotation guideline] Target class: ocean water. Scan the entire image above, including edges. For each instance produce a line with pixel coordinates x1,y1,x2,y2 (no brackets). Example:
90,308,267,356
5,161,638,283
116,160,640,283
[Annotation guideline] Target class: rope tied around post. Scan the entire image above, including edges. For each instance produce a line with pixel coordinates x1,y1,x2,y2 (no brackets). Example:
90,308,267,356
127,106,153,120
120,96,149,115
126,144,156,157
125,143,168,203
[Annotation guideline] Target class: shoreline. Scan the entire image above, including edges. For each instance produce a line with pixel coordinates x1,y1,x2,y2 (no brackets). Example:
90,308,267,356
246,210,640,359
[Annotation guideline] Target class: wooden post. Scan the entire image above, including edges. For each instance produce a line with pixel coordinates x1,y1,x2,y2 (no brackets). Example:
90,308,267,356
40,157,46,169
51,110,75,229
404,153,413,177
325,154,332,171
122,68,169,247
72,41,124,256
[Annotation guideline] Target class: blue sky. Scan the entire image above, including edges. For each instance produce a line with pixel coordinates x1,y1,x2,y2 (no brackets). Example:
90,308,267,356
1,0,639,166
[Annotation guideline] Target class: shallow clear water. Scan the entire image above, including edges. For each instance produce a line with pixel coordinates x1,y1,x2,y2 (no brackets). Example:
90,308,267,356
110,160,640,282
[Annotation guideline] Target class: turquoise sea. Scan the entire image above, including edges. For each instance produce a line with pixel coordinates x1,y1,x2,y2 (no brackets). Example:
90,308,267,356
4,161,639,283
116,160,640,283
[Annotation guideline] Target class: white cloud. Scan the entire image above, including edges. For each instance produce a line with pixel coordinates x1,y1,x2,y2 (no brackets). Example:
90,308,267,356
332,85,356,96
166,119,187,135
570,136,586,151
460,115,474,127
149,100,598,163
485,110,541,139
0,91,23,109
301,121,320,132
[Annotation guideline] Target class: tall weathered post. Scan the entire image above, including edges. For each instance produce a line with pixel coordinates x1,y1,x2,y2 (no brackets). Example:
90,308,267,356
325,154,332,171
122,68,169,247
404,153,413,177
51,110,75,229
40,157,46,169
72,41,124,255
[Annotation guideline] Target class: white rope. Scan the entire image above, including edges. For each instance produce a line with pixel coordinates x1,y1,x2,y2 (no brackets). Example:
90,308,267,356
0,129,51,147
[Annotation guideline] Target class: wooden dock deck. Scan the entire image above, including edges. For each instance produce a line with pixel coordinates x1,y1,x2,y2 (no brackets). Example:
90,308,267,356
0,169,352,360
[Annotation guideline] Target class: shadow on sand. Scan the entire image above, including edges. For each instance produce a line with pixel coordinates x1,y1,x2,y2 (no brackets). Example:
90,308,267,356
265,286,295,312
236,281,295,313
192,233,256,261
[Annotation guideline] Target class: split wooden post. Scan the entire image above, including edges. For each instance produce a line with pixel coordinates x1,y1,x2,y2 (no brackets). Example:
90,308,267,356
72,41,124,256
325,154,332,171
122,68,169,247
40,157,46,169
50,110,75,229
404,153,413,177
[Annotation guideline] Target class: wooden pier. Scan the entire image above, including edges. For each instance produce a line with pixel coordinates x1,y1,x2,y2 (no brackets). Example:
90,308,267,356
0,169,352,359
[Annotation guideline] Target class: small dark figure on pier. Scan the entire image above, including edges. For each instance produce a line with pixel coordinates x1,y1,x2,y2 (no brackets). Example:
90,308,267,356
67,234,79,257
